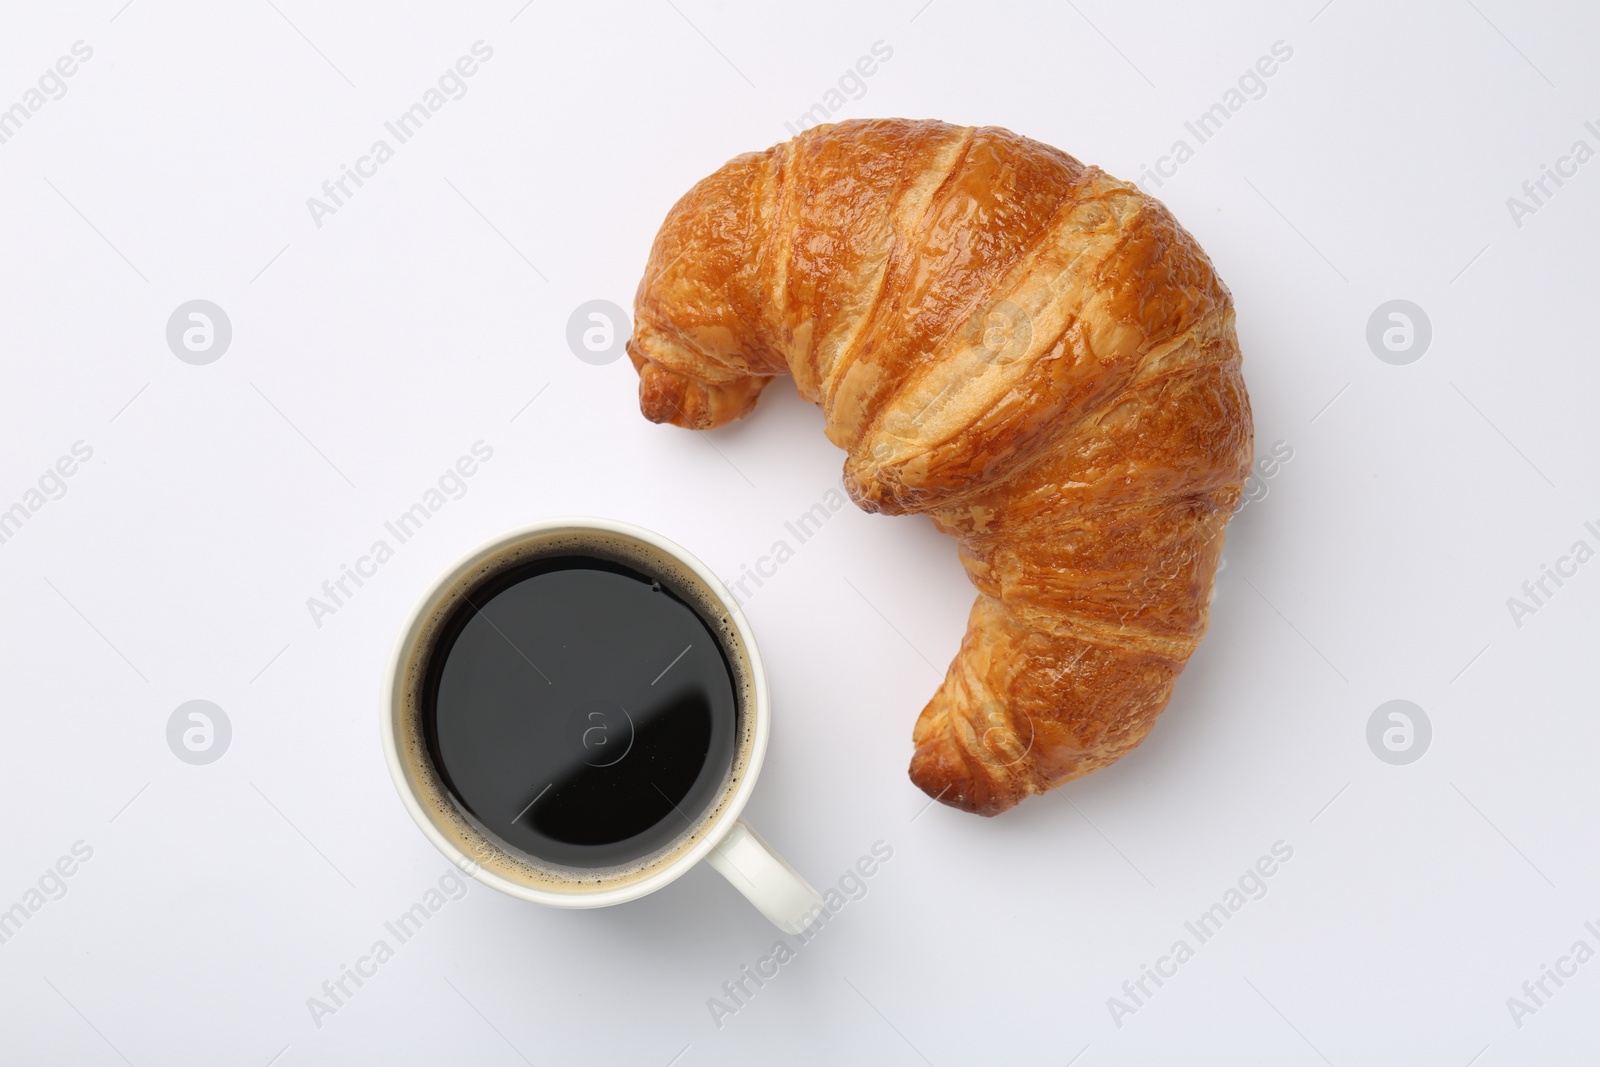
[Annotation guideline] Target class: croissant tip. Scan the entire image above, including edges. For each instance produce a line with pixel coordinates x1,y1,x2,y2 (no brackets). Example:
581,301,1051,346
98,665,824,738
909,757,1022,817
915,782,1015,818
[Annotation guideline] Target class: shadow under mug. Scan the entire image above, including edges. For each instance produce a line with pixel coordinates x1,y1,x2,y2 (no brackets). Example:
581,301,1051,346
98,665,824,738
380,517,823,933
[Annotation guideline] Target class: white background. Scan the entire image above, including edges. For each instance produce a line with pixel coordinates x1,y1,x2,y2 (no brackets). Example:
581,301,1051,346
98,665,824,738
2,0,1597,1063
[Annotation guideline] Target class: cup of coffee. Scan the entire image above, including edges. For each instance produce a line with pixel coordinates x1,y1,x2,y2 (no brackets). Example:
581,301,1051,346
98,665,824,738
381,517,823,933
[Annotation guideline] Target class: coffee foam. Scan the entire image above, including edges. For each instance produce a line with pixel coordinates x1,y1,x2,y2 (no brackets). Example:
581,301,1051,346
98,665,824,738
393,527,757,893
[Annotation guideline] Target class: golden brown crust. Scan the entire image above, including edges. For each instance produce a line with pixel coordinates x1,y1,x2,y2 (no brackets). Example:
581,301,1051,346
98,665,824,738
626,118,1252,815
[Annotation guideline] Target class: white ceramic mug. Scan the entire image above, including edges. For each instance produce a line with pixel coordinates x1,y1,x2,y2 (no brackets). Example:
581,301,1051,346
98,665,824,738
381,517,823,933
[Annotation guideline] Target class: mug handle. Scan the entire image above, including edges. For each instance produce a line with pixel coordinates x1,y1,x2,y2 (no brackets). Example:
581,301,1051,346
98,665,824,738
706,818,824,934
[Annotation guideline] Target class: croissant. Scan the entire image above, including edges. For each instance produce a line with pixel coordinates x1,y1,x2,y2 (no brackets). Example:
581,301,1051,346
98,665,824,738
625,118,1252,816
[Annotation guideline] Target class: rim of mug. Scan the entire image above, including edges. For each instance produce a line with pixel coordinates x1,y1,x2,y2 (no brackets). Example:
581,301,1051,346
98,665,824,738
380,516,771,909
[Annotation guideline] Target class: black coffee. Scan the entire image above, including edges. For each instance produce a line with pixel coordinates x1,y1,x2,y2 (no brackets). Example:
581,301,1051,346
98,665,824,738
422,555,739,869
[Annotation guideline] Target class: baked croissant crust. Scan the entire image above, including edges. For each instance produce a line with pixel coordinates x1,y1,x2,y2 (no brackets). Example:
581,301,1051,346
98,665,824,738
626,118,1252,815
